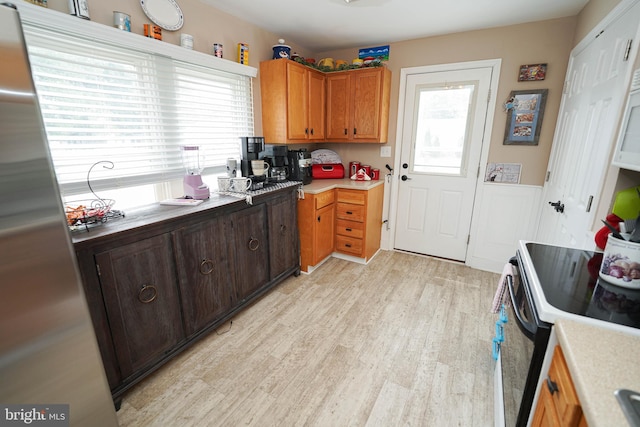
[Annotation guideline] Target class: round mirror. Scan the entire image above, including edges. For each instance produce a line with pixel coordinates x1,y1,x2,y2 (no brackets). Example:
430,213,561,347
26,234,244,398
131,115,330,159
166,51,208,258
140,0,184,31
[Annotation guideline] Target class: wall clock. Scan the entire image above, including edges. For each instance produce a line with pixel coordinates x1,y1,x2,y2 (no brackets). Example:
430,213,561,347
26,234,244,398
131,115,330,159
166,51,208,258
140,0,184,31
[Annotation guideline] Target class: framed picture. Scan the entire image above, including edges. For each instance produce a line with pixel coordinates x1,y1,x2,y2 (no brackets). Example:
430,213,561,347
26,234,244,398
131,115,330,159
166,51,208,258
503,89,548,145
518,64,547,81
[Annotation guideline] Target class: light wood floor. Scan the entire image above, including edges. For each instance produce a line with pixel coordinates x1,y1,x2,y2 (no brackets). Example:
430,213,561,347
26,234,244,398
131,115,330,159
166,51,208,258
117,250,500,426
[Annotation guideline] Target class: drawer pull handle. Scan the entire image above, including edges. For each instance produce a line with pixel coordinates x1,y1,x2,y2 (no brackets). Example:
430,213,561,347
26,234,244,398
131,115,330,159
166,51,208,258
138,285,157,304
199,259,214,275
346,228,352,232
546,376,558,395
346,211,353,215
248,237,260,251
345,243,352,248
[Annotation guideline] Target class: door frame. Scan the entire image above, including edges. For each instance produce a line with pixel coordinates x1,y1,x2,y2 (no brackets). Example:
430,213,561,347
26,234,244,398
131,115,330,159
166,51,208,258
386,59,501,262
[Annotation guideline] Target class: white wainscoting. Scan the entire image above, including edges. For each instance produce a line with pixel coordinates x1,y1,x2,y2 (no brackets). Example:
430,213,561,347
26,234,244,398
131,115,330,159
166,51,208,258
467,183,543,273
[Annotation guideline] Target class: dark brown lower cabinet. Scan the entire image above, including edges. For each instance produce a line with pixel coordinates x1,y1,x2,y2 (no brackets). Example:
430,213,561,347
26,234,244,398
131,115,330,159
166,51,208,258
173,215,235,337
73,187,300,405
231,204,270,301
95,234,185,378
267,189,300,280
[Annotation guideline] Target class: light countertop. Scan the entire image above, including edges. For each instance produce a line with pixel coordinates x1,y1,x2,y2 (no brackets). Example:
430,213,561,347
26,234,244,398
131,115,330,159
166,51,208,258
302,178,384,194
555,318,640,426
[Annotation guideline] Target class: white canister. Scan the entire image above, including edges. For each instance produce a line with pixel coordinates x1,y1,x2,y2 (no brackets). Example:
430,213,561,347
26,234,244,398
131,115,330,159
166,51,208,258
180,34,194,50
599,233,640,288
226,158,237,178
69,0,90,19
113,11,131,32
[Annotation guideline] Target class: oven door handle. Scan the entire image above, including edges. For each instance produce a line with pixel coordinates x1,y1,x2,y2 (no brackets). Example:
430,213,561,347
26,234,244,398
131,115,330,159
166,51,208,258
507,274,536,340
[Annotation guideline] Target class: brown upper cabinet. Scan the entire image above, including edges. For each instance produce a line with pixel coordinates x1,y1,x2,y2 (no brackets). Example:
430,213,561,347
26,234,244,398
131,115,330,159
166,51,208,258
260,59,391,144
260,59,326,144
326,67,391,143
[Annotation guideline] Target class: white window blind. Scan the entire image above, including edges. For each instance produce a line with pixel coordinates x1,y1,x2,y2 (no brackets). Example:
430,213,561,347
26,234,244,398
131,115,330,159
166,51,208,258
20,11,254,196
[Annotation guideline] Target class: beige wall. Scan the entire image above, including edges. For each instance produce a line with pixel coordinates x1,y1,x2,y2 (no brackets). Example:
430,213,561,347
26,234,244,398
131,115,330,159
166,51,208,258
314,17,577,186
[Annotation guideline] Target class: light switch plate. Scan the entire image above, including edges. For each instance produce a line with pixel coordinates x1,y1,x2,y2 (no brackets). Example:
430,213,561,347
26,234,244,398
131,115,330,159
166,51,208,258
380,146,391,157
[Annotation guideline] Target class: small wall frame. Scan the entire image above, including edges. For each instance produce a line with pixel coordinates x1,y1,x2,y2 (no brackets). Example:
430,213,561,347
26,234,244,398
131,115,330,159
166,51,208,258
503,89,548,145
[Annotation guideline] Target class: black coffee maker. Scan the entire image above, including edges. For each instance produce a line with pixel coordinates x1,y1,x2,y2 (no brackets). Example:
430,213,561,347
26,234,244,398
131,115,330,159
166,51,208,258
262,145,289,182
240,136,265,177
287,148,312,184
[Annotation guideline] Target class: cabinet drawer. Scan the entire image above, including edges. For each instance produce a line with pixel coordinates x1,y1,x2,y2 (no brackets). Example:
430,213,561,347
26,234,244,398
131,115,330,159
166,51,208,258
336,202,365,222
315,190,335,210
336,219,364,238
335,235,363,256
336,189,366,205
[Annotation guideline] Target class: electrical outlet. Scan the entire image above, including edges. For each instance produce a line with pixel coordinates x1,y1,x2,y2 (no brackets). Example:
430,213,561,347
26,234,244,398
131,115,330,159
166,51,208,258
380,146,391,157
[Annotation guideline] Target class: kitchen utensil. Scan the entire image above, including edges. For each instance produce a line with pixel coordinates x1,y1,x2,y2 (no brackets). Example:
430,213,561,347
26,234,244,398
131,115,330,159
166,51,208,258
630,213,640,243
311,163,344,179
251,160,269,176
217,177,231,191
311,149,342,165
181,145,210,200
602,219,626,240
230,177,251,192
272,39,291,59
612,185,640,220
599,233,640,288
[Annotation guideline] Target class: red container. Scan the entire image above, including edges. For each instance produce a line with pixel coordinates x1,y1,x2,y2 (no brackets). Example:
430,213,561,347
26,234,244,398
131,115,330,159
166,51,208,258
312,163,345,179
361,165,372,177
349,161,360,177
372,168,380,180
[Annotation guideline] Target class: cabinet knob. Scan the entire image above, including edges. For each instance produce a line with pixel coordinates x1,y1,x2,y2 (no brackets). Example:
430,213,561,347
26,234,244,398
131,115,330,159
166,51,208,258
248,237,260,251
310,128,314,136
305,128,309,135
317,216,321,222
199,259,214,275
546,376,559,395
344,129,347,135
138,284,157,304
280,224,287,235
353,127,357,135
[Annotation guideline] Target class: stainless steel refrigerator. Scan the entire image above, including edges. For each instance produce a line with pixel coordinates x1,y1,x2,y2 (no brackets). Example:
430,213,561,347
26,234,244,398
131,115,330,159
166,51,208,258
0,2,118,425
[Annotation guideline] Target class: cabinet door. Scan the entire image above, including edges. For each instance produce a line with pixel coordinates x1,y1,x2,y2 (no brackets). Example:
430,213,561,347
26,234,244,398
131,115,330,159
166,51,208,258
326,72,351,140
531,383,562,427
96,234,185,378
315,203,335,262
308,70,326,140
268,190,300,279
232,204,270,301
352,68,383,140
173,216,235,336
286,62,309,140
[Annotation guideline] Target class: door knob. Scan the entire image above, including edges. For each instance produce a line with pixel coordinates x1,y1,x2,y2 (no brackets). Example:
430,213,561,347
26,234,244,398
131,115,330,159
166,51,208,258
402,163,408,169
401,175,411,181
548,200,564,213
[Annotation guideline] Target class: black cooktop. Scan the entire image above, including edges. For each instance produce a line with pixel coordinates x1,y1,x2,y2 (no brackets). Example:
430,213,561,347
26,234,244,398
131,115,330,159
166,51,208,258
525,243,640,329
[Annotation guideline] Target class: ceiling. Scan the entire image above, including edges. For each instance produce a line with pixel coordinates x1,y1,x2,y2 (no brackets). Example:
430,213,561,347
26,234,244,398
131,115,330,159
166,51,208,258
198,0,590,52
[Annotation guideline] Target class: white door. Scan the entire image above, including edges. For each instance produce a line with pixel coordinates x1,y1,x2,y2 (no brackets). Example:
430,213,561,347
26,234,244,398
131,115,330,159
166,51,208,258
537,1,640,248
394,66,493,261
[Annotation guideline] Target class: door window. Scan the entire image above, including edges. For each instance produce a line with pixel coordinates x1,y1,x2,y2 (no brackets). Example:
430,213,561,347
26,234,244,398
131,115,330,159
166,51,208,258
412,83,476,176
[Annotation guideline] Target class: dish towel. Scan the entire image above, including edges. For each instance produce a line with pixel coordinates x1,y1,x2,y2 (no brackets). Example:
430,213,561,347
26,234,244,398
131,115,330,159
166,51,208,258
491,263,514,313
